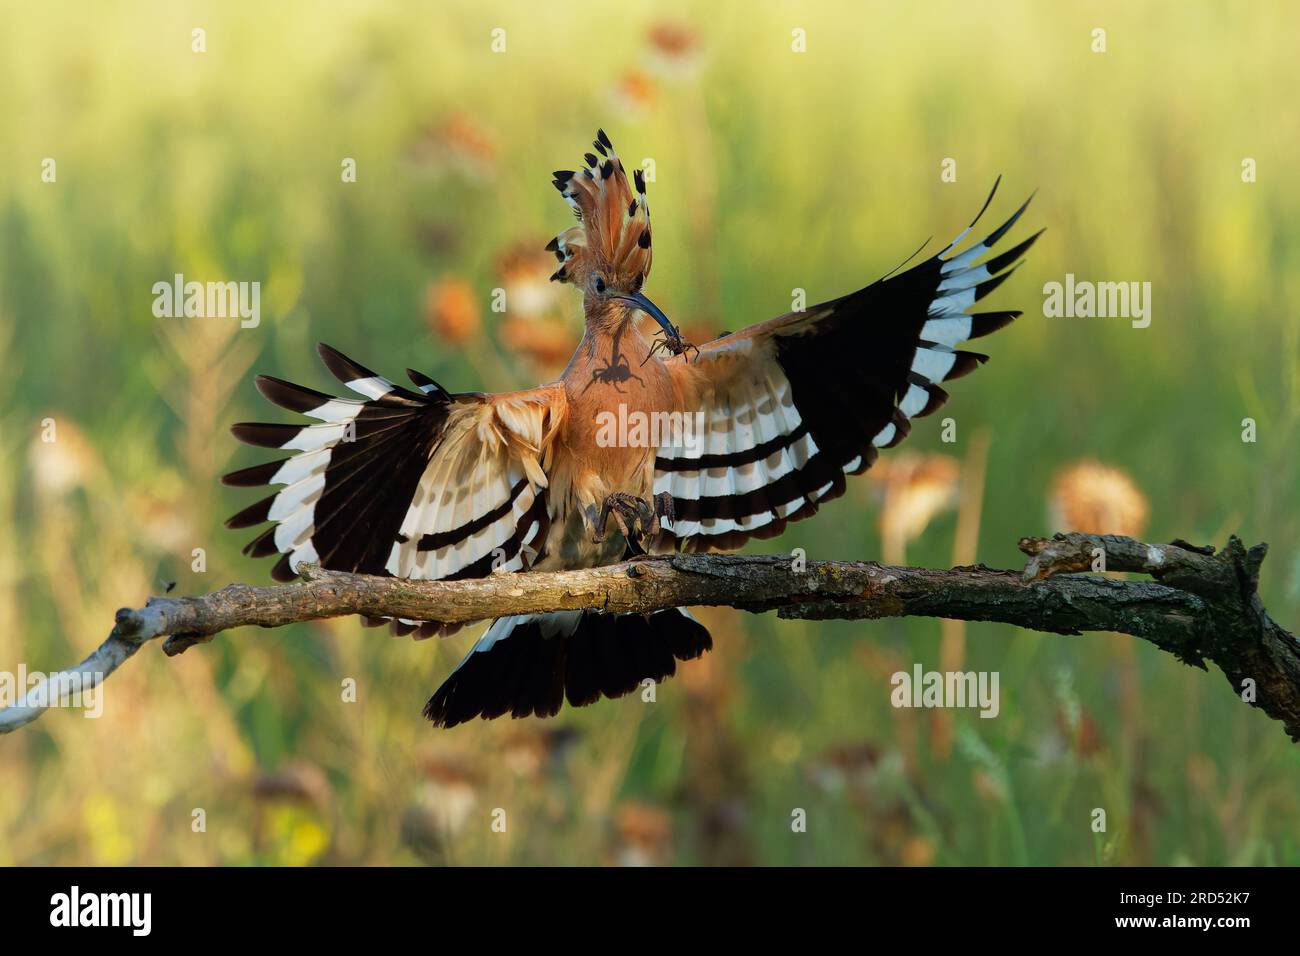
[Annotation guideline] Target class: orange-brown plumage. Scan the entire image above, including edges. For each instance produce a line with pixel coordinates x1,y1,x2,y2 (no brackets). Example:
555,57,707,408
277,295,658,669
548,130,653,295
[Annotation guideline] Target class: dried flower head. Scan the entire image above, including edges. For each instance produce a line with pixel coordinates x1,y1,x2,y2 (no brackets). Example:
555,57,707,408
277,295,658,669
611,802,674,866
500,314,579,380
425,276,480,345
496,240,563,321
645,22,704,78
610,70,659,116
28,417,99,498
406,113,497,179
1048,459,1149,537
869,452,961,563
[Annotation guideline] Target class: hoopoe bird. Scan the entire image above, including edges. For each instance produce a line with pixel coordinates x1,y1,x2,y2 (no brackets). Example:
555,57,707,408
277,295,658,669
224,129,1039,727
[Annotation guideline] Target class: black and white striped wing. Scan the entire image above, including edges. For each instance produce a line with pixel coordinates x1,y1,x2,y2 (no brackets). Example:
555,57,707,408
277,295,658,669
656,182,1039,552
224,344,563,636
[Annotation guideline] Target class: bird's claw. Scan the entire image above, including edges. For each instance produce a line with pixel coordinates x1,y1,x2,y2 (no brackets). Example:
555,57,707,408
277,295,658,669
593,492,675,554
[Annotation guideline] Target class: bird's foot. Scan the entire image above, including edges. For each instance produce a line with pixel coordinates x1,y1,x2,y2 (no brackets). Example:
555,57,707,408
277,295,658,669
592,492,650,551
593,492,675,553
651,491,674,529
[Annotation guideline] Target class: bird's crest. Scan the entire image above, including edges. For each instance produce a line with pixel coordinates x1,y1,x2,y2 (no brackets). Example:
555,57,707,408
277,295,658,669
546,129,652,291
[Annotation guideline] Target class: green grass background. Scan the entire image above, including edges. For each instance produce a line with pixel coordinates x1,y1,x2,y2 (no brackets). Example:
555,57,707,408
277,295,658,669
1,0,1298,865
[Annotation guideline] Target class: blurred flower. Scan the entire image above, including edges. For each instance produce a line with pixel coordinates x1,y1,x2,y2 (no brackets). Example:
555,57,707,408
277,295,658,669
425,276,480,345
252,761,332,812
500,314,578,381
869,452,960,564
805,742,882,796
500,725,580,778
399,806,446,864
610,70,659,117
134,505,192,554
405,112,497,179
900,835,936,867
401,756,480,860
28,418,99,498
491,239,579,378
1048,459,1149,537
419,756,480,831
496,240,563,321
610,801,674,866
645,22,704,79
676,614,736,704
250,763,333,865
1056,705,1103,759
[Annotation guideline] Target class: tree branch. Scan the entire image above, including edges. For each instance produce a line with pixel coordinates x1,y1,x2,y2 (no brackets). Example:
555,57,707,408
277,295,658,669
3,533,1296,740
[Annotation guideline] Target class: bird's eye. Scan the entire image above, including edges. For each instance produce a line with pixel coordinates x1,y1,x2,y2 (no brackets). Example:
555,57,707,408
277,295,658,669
594,276,607,294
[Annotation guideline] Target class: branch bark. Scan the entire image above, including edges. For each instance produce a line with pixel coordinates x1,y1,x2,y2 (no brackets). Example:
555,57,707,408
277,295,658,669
3,533,1296,740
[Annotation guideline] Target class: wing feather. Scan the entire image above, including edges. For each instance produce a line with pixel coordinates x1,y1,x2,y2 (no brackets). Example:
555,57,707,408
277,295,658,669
224,344,566,636
655,186,1037,552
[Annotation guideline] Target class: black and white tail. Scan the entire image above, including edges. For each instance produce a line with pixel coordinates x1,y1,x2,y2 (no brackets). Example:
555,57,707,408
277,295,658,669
423,608,713,727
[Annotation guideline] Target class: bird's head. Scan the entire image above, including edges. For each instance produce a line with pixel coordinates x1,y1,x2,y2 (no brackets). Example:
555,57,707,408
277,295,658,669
547,129,676,339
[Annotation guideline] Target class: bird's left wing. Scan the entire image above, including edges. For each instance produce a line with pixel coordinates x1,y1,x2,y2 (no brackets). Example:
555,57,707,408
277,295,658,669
656,184,1039,552
224,344,566,635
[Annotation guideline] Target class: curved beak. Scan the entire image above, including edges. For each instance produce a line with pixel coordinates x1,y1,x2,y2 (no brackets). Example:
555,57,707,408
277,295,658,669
615,291,679,341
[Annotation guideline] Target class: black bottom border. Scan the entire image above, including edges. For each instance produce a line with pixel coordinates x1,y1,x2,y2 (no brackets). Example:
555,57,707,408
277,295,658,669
0,865,1278,940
